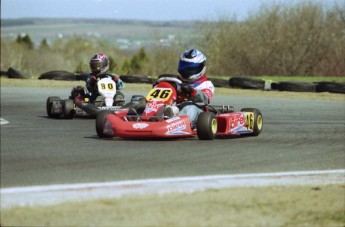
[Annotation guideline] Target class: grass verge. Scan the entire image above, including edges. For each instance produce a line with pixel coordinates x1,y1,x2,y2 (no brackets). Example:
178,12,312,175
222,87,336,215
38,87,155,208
1,77,344,101
1,185,344,226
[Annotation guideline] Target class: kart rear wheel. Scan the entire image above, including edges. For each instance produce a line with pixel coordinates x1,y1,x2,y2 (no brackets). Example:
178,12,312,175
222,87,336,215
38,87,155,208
63,99,75,119
46,96,61,118
241,108,263,136
96,110,114,138
197,112,217,140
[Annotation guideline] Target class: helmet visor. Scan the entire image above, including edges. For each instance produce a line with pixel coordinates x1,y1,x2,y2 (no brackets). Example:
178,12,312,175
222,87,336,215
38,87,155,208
90,61,103,72
178,61,204,79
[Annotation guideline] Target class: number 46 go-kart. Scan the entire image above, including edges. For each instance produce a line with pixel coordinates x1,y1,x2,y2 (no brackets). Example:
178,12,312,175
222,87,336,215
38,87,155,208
46,76,125,119
96,77,263,140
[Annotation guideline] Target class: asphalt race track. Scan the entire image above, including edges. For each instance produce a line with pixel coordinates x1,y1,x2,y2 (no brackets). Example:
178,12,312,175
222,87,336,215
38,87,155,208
1,87,344,188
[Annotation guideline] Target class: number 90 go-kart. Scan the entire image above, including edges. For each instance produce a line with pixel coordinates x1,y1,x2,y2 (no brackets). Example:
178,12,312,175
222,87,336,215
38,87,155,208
96,77,263,140
46,77,124,119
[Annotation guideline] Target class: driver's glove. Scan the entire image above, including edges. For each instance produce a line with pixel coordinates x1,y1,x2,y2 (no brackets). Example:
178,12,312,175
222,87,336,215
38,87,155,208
181,84,196,97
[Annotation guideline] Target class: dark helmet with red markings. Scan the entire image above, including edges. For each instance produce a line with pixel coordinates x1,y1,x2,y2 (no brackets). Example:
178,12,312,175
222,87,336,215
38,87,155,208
89,53,109,75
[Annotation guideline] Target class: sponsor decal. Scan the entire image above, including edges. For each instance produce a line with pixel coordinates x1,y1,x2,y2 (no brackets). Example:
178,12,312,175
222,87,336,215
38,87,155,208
230,124,253,134
98,106,121,110
133,123,149,129
166,120,190,135
144,101,164,114
229,114,245,129
229,113,253,134
166,116,180,123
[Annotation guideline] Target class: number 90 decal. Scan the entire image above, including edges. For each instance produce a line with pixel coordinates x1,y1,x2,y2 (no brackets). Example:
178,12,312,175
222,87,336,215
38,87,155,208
99,82,114,91
146,88,172,101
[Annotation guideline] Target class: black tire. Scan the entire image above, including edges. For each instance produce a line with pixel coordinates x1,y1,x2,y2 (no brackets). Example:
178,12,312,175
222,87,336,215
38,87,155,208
229,77,265,90
315,82,345,94
46,96,61,118
120,75,153,84
63,99,75,119
7,67,31,79
271,82,280,90
96,110,114,138
0,70,8,77
197,112,217,140
75,73,90,81
240,108,263,136
276,81,316,92
157,74,179,79
210,78,229,88
39,70,76,81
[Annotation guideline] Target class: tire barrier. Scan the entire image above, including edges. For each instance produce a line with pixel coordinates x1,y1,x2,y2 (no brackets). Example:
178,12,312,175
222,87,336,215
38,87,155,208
39,70,76,81
157,74,179,79
210,78,229,88
1,71,8,76
228,76,344,94
229,77,265,90
7,67,31,79
315,82,345,94
4,68,345,94
119,75,153,84
75,73,89,81
274,81,316,92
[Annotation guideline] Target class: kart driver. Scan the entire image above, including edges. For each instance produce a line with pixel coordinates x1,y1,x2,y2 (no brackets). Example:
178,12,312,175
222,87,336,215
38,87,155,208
171,49,215,126
72,52,125,105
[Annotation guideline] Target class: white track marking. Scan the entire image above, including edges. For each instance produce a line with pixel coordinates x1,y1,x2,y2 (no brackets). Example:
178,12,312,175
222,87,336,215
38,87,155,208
1,169,344,208
0,118,9,125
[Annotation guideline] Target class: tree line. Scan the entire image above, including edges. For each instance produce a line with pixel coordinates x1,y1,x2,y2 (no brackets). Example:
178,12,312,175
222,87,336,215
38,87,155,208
1,1,344,77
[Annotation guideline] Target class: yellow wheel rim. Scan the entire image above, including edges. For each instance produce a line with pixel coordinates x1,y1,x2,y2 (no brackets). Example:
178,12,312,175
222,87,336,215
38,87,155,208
257,115,263,130
211,118,218,134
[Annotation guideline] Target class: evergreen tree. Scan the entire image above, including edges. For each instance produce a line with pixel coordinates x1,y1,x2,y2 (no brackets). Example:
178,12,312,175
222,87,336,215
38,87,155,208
21,34,34,49
16,34,34,49
39,38,49,50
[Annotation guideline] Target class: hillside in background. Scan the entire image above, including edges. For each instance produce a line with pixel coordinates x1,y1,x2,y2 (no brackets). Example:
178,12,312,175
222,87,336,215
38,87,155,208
1,18,197,50
1,1,344,77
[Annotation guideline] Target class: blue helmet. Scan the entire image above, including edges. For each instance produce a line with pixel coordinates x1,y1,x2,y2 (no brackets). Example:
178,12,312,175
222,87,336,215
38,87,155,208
178,49,206,82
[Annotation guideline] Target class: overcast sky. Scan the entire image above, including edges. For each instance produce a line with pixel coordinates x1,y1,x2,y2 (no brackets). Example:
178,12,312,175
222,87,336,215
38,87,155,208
1,0,342,21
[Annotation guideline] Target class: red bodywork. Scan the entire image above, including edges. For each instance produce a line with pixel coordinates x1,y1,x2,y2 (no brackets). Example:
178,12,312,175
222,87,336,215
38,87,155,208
104,113,195,138
100,78,255,139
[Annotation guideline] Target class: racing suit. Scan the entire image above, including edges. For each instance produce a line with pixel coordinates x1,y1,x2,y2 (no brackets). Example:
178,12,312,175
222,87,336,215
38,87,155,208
177,74,215,126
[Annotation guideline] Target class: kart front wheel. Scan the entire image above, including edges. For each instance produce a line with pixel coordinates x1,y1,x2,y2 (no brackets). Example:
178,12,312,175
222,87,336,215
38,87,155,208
241,108,263,136
96,110,114,138
197,112,217,140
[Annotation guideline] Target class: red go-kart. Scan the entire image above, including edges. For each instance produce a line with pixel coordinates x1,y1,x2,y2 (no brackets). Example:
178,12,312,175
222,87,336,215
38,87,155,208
96,77,263,140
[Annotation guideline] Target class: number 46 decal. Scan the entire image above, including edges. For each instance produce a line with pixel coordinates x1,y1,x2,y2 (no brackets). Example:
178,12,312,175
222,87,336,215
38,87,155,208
246,113,254,130
146,88,172,101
